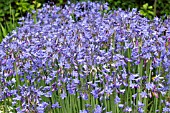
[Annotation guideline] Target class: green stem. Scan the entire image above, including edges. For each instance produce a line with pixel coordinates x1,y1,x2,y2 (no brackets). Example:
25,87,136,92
144,97,147,113
153,0,157,16
154,98,158,113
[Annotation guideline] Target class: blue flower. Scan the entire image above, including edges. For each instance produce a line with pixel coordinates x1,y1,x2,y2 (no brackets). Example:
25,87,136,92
145,82,155,90
94,105,102,113
138,101,144,107
0,1,170,112
60,91,67,99
52,102,61,108
80,109,89,113
140,91,147,98
138,107,144,113
163,107,170,112
118,104,124,108
124,106,132,112
81,93,88,100
114,95,121,104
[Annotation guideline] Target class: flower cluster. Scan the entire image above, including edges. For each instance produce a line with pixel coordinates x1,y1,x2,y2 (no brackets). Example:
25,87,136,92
0,1,170,113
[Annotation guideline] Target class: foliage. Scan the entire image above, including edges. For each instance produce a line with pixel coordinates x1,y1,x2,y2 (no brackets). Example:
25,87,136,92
0,0,41,41
0,0,41,22
106,0,139,10
15,0,41,17
1,0,170,42
0,21,17,42
0,0,15,22
0,1,170,113
139,3,154,19
157,0,170,16
103,0,170,19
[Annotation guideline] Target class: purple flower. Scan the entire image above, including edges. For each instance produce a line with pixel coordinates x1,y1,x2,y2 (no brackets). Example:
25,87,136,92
138,107,144,113
122,73,127,79
140,91,147,98
80,110,89,113
163,107,170,112
0,1,170,112
145,82,155,90
138,101,144,107
94,105,102,113
24,61,31,69
6,59,14,69
114,95,121,104
132,93,137,99
105,86,113,95
16,107,22,113
44,91,52,97
130,82,138,89
124,106,132,112
60,91,67,99
118,104,124,108
81,93,88,100
91,87,101,99
37,102,49,113
129,74,139,81
52,102,61,108
73,78,80,84
39,102,49,108
68,88,76,95
13,95,22,101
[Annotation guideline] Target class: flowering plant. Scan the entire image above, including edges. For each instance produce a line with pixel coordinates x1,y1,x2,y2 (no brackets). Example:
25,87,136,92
0,1,170,113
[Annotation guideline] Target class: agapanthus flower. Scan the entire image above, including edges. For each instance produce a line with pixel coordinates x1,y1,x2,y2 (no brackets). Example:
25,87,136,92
145,82,155,90
80,109,89,113
114,95,121,104
124,106,132,112
93,105,103,113
60,90,67,99
163,107,170,112
118,104,124,108
0,1,169,112
140,91,147,98
81,93,88,100
52,102,61,108
138,107,144,113
138,101,144,107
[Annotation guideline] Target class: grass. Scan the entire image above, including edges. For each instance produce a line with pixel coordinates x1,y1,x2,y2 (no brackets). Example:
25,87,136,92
0,3,17,43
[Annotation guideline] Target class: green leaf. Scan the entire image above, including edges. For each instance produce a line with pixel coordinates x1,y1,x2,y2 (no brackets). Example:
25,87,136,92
143,3,148,10
20,2,30,6
59,0,63,4
37,3,41,8
6,11,11,14
29,5,35,10
108,0,113,2
148,10,154,15
139,10,147,16
0,18,3,22
0,4,4,7
16,2,19,5
148,6,153,9
0,13,5,16
18,7,22,11
0,23,7,37
15,13,20,17
3,6,9,11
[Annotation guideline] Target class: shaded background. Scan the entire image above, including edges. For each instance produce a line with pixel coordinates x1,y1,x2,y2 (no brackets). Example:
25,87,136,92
0,0,169,41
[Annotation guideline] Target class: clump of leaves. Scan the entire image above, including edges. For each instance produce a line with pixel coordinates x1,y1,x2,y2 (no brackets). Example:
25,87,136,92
139,3,154,19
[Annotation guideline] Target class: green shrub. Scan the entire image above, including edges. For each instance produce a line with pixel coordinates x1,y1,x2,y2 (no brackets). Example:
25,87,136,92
0,0,41,41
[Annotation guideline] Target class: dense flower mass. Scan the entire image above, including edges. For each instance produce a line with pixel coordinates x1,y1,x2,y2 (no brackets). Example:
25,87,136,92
0,1,170,113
